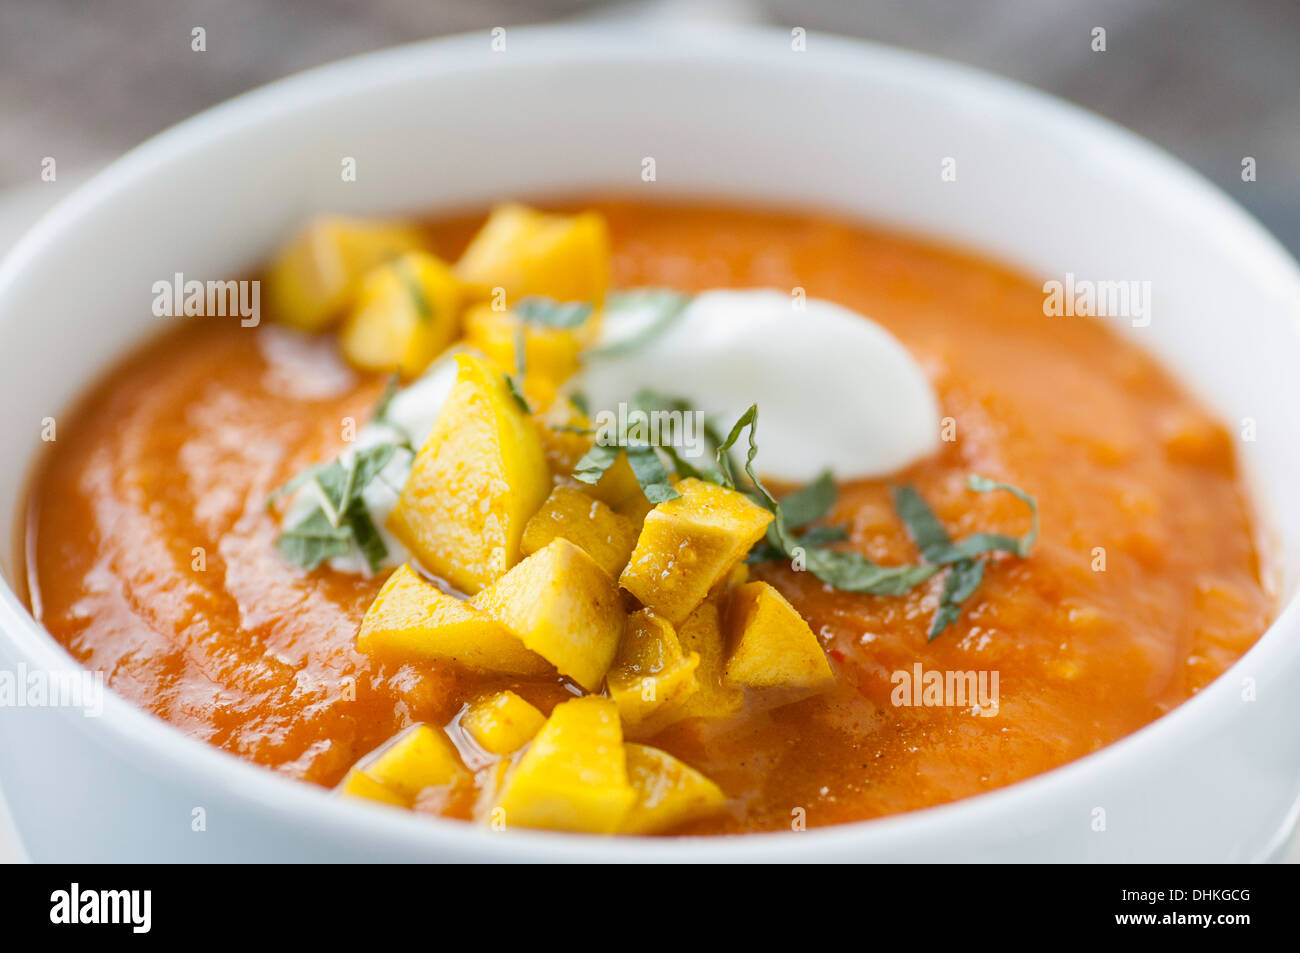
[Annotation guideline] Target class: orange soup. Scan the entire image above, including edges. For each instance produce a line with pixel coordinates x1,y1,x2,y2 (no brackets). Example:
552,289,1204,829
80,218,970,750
23,201,1272,834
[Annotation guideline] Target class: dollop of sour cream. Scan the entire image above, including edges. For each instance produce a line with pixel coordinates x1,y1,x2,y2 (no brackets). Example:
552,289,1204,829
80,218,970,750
578,290,939,483
291,290,939,574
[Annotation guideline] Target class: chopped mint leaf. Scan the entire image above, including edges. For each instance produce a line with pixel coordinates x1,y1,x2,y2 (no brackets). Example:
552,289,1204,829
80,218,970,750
573,442,621,485
587,289,692,358
515,297,594,328
270,442,404,573
625,444,679,503
396,259,433,321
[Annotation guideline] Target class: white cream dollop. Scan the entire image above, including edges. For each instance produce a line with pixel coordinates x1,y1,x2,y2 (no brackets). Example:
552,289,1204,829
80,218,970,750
575,289,939,482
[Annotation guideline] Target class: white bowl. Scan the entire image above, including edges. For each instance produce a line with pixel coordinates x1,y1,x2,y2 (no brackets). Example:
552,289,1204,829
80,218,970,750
2,26,1300,862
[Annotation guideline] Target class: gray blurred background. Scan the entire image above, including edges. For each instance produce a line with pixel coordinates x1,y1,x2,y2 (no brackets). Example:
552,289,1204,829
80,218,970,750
1,0,1298,253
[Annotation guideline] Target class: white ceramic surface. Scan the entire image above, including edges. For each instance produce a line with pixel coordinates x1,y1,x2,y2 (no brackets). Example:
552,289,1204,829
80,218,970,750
2,26,1300,862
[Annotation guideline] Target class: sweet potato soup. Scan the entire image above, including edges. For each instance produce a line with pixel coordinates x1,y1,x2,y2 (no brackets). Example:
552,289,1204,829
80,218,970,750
23,201,1271,836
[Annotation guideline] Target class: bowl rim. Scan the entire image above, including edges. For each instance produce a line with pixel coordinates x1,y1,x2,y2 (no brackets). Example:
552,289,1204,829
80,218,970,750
3,23,1300,861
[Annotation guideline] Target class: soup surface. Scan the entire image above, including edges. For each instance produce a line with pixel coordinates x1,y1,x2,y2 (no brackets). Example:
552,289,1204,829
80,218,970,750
24,201,1271,833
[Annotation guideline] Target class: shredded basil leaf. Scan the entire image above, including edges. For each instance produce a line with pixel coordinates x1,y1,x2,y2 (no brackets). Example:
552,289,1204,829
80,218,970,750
504,327,532,414
713,403,1036,638
586,289,692,358
966,475,1039,555
369,374,415,451
567,389,1039,640
890,477,1038,637
514,297,594,328
778,469,837,530
275,509,352,571
270,442,404,573
371,374,401,424
504,374,531,414
396,259,433,321
625,444,678,504
573,442,621,485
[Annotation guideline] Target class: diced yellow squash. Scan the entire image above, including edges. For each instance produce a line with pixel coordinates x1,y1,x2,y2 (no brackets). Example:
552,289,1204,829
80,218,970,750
338,723,467,807
356,565,551,677
387,354,550,594
619,478,774,624
598,459,653,523
723,581,835,691
463,304,586,386
492,697,636,833
606,610,700,734
725,562,750,589
536,399,597,476
266,217,425,331
461,691,546,756
620,744,727,834
455,204,610,306
521,486,639,579
672,600,745,721
471,539,626,691
534,403,650,521
362,724,467,798
337,770,409,808
339,251,461,377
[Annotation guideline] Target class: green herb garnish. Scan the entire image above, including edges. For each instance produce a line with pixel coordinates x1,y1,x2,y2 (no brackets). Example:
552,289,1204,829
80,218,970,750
644,398,1036,639
571,387,724,503
573,442,621,485
624,445,678,504
514,297,594,329
891,478,1038,638
504,325,532,414
369,374,415,451
567,386,1037,638
270,442,405,572
586,289,693,358
572,438,681,503
397,259,433,321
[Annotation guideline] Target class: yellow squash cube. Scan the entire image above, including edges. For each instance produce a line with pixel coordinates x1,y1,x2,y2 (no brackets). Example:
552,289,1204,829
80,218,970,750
356,564,551,677
266,217,425,331
455,204,611,306
592,453,653,522
535,400,595,475
534,403,650,520
471,539,626,692
338,723,467,807
387,354,551,594
521,485,639,579
672,600,746,721
463,304,586,386
723,581,835,691
492,697,636,833
461,691,546,756
619,478,773,624
339,251,462,377
606,610,700,735
337,770,409,808
620,744,727,835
